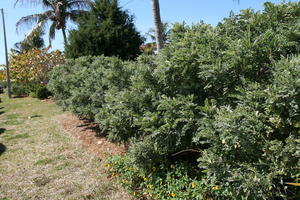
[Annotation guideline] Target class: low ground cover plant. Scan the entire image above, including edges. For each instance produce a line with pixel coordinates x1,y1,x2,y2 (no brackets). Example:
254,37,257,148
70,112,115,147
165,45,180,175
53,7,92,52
48,2,300,199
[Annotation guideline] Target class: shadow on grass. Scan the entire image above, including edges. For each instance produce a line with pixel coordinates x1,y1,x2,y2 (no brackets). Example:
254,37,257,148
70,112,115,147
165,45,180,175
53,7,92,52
0,106,4,115
0,143,6,156
0,128,6,135
12,95,28,99
30,115,42,118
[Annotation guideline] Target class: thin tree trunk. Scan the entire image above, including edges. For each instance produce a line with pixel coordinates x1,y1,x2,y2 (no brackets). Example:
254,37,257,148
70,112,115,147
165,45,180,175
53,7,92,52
62,27,68,46
151,0,164,53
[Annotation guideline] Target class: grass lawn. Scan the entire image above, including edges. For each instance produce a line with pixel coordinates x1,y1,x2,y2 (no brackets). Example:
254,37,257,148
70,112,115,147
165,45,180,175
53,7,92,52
0,95,131,200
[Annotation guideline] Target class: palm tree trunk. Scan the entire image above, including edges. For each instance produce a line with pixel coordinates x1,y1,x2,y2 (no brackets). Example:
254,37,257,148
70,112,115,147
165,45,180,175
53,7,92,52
151,0,164,53
62,27,68,46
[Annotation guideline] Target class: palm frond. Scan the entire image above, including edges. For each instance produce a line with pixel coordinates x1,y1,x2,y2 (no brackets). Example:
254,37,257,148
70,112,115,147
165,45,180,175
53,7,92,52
22,21,46,44
14,0,44,7
16,10,53,33
66,0,91,10
66,10,88,22
41,0,55,9
49,21,56,45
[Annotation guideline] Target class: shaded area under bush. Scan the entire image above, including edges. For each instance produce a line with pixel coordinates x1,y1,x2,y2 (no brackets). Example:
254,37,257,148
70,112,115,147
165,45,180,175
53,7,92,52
0,143,6,156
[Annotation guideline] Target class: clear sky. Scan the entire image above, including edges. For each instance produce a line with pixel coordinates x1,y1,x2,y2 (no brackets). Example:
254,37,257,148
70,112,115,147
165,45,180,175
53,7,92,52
0,0,295,65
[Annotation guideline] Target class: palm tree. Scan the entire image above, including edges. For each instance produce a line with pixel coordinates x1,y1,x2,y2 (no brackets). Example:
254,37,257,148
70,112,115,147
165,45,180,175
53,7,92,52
147,21,170,43
15,0,91,46
151,0,164,53
12,26,45,54
151,0,240,53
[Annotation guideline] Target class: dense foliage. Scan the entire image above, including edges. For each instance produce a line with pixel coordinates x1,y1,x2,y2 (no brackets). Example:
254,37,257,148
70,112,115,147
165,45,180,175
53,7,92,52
12,28,45,54
15,0,90,46
10,48,65,84
9,48,64,98
48,2,300,199
0,68,5,81
64,0,144,60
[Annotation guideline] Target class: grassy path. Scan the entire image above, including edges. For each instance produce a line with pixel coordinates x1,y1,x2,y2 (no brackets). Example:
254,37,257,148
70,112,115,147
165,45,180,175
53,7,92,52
0,96,130,200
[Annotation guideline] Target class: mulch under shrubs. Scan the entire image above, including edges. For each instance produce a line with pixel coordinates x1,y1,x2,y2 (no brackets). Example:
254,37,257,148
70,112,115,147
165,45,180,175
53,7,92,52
61,113,125,161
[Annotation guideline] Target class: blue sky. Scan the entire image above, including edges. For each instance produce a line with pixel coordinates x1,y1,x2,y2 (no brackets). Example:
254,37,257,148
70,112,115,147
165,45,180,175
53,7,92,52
0,0,294,65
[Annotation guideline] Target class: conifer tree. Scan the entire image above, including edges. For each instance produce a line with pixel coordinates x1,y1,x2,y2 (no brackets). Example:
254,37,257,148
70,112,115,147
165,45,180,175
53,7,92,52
65,0,144,60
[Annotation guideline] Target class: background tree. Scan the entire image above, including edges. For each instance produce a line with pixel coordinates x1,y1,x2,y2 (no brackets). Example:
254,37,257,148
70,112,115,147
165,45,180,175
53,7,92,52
147,22,170,43
150,0,240,53
65,0,144,60
12,27,45,54
142,21,170,54
15,0,91,46
0,65,5,82
10,48,65,84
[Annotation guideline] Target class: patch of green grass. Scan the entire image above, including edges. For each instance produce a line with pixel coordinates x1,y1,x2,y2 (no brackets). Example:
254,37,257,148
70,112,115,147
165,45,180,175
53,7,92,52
5,114,20,120
3,119,24,126
4,133,30,141
34,158,55,166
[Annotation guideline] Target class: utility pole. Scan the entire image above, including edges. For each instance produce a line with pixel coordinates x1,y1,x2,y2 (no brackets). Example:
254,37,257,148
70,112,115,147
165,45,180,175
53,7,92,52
1,8,12,99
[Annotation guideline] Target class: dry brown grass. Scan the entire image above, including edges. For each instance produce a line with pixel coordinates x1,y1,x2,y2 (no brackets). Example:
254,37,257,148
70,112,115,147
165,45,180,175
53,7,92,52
0,96,131,200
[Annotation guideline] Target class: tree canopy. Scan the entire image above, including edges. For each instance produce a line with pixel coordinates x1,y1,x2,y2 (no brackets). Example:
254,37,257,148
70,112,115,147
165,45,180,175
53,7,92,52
15,0,91,46
12,28,45,54
64,0,144,60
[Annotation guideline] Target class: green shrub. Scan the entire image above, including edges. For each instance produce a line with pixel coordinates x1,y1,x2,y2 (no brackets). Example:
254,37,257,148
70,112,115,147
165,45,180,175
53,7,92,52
11,82,49,98
94,55,159,143
11,83,28,97
35,86,51,99
48,2,300,199
48,55,132,120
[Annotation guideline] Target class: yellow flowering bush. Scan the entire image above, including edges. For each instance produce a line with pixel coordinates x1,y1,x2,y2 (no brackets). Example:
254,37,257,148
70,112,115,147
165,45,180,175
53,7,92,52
10,48,64,84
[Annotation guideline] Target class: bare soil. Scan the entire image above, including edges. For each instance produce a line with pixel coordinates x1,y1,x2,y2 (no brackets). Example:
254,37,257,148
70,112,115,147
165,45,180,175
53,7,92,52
61,114,125,161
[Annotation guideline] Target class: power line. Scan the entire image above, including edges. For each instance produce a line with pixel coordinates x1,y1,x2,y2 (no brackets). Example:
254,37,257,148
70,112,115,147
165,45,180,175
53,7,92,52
121,0,136,7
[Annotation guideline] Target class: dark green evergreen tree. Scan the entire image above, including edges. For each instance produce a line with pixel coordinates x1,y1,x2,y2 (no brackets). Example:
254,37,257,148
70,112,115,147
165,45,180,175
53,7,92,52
65,0,144,60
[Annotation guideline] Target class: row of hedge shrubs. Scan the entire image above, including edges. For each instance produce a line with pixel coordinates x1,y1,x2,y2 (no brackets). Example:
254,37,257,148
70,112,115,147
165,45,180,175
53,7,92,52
1,81,51,99
12,83,51,99
48,2,300,199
